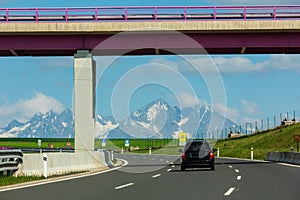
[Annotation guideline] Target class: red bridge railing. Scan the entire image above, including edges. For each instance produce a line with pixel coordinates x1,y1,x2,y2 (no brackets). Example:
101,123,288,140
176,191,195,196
0,5,299,22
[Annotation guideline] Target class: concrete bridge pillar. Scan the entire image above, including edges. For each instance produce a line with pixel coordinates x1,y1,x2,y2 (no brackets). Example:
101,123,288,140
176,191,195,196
74,50,96,153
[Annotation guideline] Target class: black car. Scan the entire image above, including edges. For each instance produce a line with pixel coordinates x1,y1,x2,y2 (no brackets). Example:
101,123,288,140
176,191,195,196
180,139,215,171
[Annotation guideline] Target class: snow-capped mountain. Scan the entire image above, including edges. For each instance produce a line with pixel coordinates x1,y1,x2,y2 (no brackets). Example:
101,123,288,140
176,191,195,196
0,99,239,139
0,108,117,138
107,99,180,138
107,99,237,139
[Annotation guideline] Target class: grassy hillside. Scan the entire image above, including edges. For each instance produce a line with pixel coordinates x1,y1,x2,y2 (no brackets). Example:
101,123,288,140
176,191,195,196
215,123,300,160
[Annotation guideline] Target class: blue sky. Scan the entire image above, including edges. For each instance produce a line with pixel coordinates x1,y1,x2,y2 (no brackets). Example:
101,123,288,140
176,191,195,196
0,0,300,127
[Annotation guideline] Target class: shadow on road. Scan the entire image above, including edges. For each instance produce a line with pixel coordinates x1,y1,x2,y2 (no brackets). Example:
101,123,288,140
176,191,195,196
215,159,273,166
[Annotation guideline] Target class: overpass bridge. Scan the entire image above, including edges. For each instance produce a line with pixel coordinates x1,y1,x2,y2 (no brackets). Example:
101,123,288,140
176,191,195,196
0,5,300,56
1,5,300,154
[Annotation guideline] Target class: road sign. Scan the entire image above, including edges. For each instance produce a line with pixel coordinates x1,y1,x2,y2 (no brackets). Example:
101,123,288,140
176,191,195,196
66,142,71,147
102,139,106,147
125,140,130,147
179,132,187,146
294,135,300,142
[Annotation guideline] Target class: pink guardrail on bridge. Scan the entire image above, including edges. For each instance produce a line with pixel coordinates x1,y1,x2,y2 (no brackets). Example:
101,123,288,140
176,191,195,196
0,5,299,22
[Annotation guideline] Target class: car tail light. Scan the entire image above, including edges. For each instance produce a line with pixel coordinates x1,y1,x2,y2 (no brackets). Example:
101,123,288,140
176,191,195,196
182,152,186,160
209,150,215,159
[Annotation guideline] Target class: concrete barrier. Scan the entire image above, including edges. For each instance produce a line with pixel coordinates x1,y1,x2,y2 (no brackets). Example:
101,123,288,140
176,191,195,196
21,151,109,177
265,152,300,165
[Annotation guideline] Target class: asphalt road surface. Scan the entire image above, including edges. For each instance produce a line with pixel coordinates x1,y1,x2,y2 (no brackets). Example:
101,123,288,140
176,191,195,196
1,154,299,200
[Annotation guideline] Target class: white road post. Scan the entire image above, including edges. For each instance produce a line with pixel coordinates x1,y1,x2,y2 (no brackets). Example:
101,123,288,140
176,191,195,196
43,153,48,178
217,148,220,158
251,147,254,160
149,148,152,155
111,150,114,161
121,148,124,154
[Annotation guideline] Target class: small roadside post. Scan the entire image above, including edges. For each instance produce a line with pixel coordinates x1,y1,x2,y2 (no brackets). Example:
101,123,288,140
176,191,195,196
43,153,48,178
38,139,42,148
251,147,254,160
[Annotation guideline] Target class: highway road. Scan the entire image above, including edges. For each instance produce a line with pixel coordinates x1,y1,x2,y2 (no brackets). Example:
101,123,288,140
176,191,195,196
0,153,299,200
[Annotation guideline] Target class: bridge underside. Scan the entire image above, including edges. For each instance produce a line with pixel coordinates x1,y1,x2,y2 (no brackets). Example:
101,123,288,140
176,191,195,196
0,32,300,56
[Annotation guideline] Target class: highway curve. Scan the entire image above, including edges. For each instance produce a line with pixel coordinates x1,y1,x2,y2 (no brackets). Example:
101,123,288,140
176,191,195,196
0,154,299,200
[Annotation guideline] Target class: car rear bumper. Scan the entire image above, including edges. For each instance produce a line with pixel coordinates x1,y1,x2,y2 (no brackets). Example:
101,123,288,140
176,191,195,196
181,159,214,168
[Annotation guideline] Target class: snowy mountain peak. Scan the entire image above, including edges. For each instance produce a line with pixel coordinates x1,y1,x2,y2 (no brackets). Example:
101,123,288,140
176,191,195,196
131,99,170,123
4,119,24,131
0,99,239,139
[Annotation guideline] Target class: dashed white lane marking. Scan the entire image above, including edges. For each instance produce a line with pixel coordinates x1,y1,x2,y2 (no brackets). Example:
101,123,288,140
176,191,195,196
170,162,174,165
152,174,161,178
167,169,172,172
166,161,170,163
235,169,240,173
152,158,156,160
237,176,242,180
228,165,233,168
160,159,164,161
172,165,175,168
224,187,235,196
115,183,134,190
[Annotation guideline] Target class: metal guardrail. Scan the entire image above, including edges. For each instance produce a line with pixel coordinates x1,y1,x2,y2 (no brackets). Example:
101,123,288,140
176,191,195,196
0,5,299,22
20,148,74,153
0,149,23,176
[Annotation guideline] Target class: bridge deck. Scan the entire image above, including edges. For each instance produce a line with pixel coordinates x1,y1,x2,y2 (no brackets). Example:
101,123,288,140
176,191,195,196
0,6,300,55
0,6,299,22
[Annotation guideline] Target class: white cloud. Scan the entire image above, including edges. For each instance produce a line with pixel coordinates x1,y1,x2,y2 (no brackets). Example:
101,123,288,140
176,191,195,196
0,92,64,127
176,92,241,122
212,102,240,122
149,55,300,74
177,92,201,108
241,99,261,115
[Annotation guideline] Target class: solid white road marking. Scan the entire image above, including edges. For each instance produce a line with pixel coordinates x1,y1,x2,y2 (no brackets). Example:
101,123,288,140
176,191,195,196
115,183,134,190
237,176,242,180
167,169,172,172
228,165,233,168
235,169,240,173
224,187,235,196
278,163,300,168
0,160,128,193
152,174,161,178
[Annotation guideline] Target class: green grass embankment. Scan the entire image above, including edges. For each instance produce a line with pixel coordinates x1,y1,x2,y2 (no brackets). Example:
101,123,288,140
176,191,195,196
0,176,43,187
215,123,300,160
0,138,74,149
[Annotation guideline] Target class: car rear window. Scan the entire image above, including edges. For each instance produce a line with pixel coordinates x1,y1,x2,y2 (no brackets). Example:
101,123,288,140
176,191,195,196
184,141,210,151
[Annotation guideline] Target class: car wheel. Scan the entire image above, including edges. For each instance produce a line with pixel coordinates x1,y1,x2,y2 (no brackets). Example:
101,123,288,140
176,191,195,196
210,164,215,171
181,164,185,171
